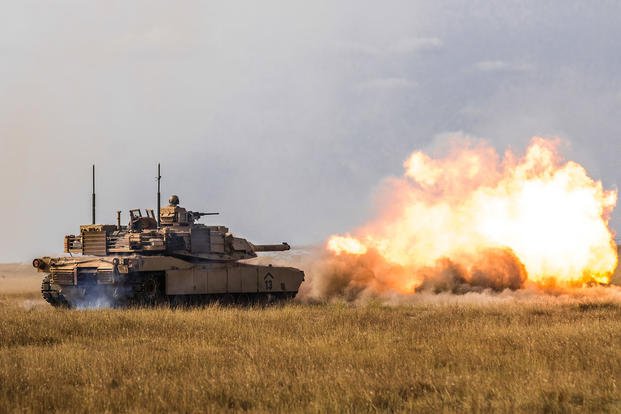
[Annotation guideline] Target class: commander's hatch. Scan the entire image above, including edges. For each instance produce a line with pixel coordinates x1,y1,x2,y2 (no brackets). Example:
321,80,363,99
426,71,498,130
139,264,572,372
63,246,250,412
129,209,142,221
129,209,158,231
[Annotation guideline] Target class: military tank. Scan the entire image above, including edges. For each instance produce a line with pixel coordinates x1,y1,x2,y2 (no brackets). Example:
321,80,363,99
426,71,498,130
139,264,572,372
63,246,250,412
32,191,305,308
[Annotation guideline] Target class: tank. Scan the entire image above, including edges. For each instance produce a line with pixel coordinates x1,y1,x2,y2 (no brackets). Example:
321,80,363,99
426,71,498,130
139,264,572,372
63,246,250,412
32,194,305,308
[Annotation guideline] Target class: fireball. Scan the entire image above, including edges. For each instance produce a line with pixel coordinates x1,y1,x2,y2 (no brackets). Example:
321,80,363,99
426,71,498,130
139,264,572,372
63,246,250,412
325,136,618,292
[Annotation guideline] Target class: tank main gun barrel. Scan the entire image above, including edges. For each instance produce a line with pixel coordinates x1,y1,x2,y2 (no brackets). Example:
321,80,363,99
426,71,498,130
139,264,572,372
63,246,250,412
252,242,291,252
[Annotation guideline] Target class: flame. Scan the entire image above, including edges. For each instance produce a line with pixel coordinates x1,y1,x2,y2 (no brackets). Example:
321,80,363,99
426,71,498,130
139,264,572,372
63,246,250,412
327,235,368,255
325,137,618,293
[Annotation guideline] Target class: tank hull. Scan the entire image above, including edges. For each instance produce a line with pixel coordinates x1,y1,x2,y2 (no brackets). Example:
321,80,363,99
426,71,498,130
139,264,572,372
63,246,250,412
37,255,304,308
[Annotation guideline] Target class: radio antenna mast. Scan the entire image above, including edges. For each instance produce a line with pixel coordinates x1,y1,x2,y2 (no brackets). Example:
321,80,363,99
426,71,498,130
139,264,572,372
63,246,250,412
91,164,96,224
157,163,161,228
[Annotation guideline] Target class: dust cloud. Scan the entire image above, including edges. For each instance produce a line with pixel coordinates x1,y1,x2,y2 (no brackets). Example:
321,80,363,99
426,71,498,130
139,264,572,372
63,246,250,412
254,246,621,305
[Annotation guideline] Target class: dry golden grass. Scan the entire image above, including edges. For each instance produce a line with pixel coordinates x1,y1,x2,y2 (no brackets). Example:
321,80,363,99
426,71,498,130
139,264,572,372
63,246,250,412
1,265,620,413
0,264,41,298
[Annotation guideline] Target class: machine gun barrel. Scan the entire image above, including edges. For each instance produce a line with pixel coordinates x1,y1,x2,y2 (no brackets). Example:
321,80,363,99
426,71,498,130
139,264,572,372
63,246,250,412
188,211,220,222
252,242,291,252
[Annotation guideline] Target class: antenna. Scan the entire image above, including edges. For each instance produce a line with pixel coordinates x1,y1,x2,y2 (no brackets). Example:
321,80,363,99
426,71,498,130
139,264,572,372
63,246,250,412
157,163,161,228
92,164,96,225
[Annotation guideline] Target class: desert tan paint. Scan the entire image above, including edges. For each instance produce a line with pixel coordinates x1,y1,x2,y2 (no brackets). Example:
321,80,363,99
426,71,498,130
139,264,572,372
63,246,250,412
34,195,304,306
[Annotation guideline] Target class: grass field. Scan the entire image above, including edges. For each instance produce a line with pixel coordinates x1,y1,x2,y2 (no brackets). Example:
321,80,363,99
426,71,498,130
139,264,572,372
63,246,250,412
1,265,621,412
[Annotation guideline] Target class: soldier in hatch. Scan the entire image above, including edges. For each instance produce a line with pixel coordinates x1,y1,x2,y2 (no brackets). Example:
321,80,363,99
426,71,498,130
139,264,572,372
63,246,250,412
160,195,189,226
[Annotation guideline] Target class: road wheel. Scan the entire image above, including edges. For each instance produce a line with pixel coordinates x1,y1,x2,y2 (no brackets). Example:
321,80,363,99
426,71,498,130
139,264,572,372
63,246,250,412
138,274,164,306
218,294,235,306
41,275,70,308
41,275,54,304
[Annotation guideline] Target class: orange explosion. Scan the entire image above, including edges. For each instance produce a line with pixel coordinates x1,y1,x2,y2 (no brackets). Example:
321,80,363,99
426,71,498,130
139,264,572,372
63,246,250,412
326,137,618,294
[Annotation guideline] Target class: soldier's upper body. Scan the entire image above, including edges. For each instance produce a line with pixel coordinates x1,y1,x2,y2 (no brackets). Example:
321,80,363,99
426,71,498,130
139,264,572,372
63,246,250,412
160,195,190,226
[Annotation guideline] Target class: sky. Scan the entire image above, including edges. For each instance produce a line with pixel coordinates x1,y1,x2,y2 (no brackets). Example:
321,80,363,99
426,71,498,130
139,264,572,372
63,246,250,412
1,1,620,262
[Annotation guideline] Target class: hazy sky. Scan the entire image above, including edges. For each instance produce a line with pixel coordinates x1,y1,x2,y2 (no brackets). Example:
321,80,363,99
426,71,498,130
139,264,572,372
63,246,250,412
1,1,620,262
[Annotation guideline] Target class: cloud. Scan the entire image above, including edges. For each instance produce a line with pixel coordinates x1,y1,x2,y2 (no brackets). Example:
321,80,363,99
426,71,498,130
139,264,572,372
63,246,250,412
114,26,192,54
388,37,443,54
335,41,381,56
336,37,442,56
475,60,535,73
357,77,418,91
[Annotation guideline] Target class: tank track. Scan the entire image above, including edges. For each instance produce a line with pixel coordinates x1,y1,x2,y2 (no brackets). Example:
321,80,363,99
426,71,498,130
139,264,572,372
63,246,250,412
41,275,70,308
167,292,296,307
40,273,295,308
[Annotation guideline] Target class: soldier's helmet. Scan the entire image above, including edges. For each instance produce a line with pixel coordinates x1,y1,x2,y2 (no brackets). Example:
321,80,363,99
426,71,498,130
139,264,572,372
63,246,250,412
168,195,180,206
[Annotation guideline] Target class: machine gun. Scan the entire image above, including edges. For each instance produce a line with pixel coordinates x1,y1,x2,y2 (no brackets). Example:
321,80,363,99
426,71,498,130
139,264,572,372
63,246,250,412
188,211,219,222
